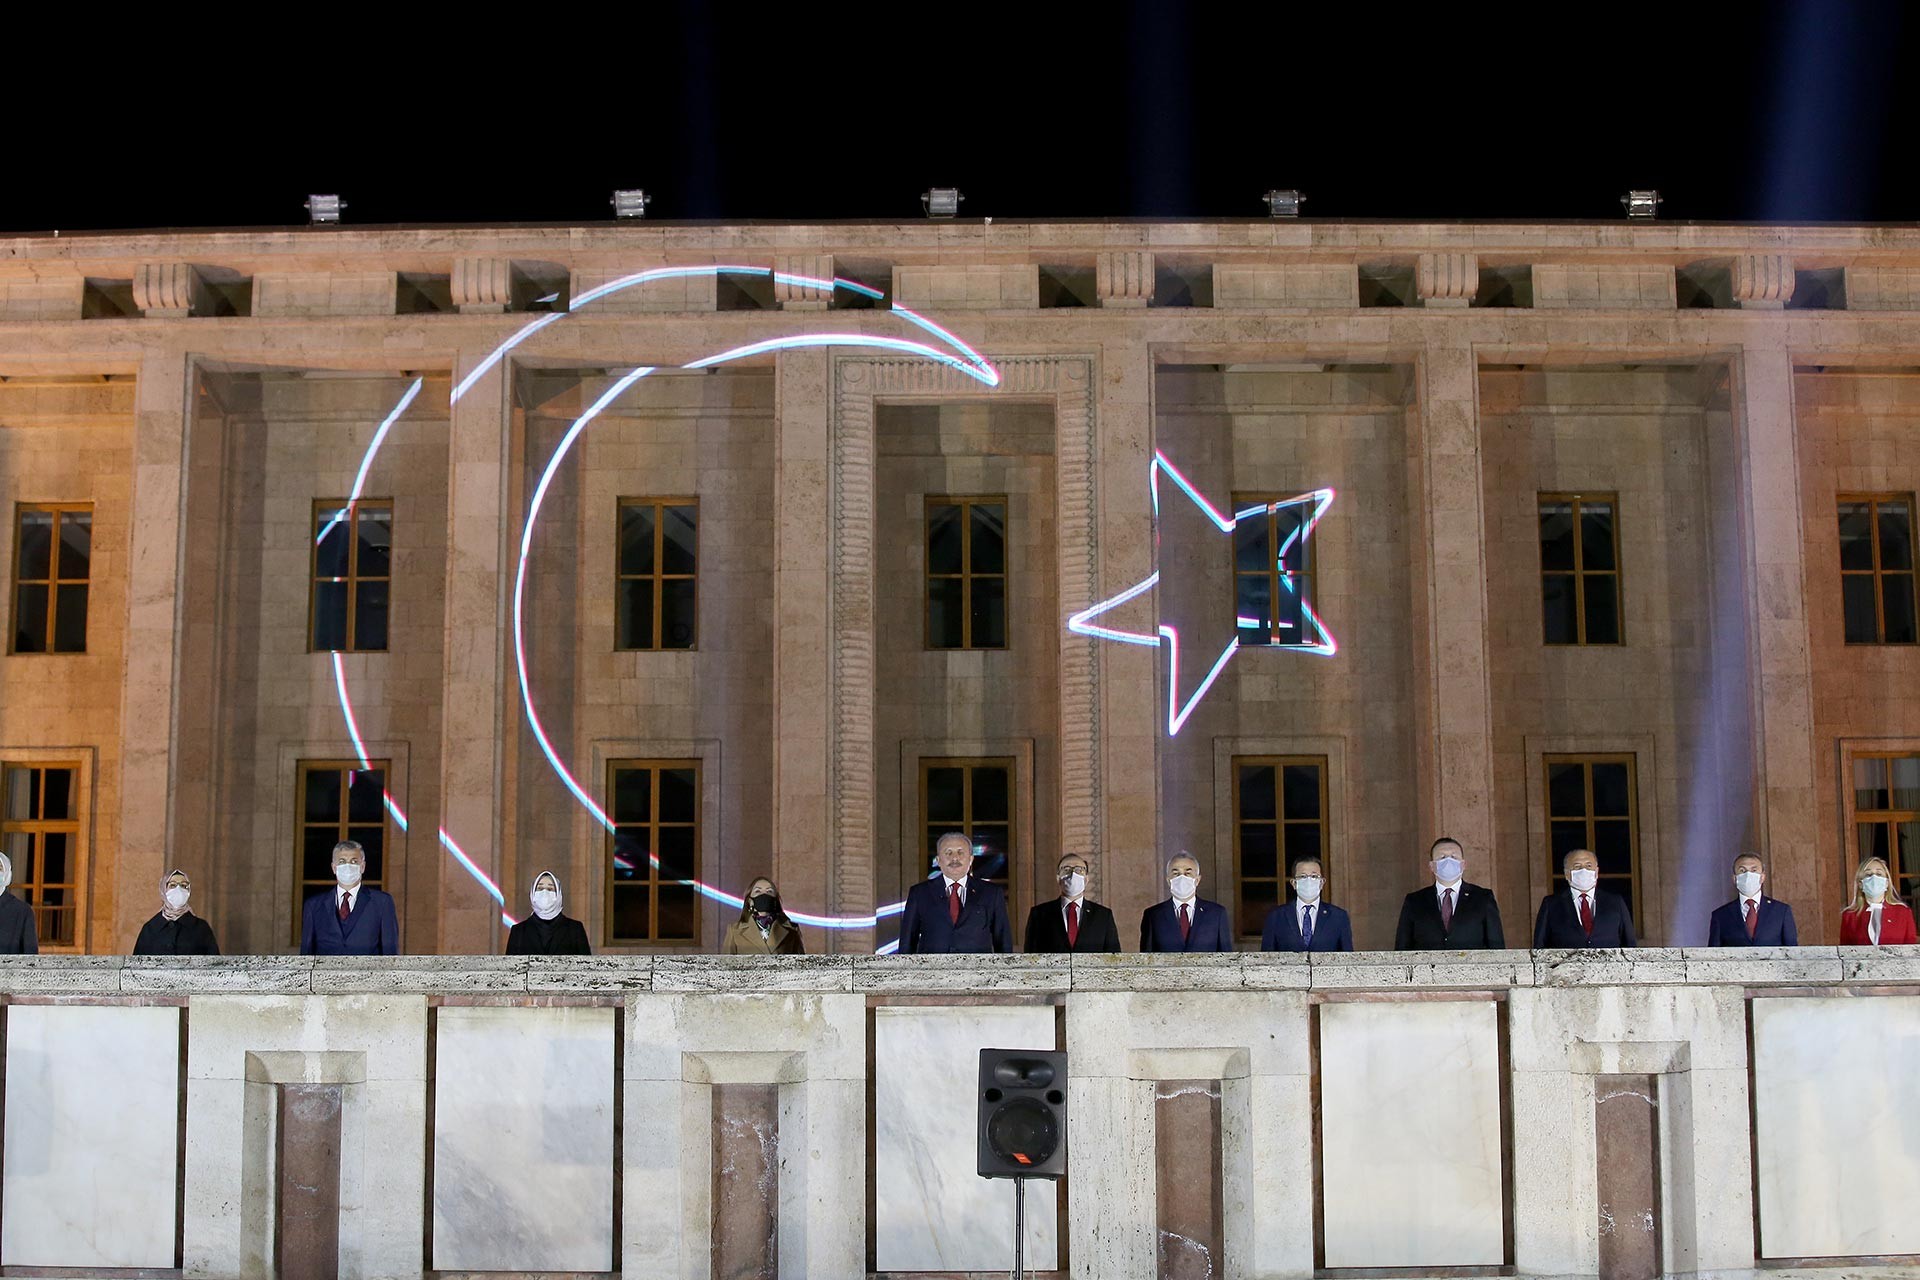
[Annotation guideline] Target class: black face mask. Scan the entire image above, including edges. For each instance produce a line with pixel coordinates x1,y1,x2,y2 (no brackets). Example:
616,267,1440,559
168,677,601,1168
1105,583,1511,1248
751,894,779,916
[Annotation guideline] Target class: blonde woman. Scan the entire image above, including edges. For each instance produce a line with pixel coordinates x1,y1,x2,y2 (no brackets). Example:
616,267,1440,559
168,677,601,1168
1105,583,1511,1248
1839,856,1917,946
722,878,805,955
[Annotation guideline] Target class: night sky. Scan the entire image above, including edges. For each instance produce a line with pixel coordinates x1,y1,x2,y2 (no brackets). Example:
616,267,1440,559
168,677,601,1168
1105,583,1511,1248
6,2,1914,234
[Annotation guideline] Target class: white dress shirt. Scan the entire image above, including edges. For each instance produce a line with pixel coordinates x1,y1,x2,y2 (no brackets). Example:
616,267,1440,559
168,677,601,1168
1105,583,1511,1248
1569,887,1595,921
1435,882,1463,906
1061,895,1086,928
1869,903,1883,946
336,886,358,915
943,876,967,908
1296,899,1320,939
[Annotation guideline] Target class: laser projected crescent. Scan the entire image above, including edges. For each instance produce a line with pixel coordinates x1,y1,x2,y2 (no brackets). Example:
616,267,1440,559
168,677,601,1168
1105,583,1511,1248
332,266,1000,937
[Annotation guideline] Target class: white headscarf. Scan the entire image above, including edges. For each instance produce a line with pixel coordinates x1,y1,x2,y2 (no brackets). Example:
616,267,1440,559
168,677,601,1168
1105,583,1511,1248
530,870,562,921
0,851,12,893
161,869,191,921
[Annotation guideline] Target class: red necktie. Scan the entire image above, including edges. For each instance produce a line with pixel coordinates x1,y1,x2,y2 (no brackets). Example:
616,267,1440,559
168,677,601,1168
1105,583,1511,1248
1440,888,1454,932
1179,903,1191,941
1066,901,1080,947
947,882,961,924
1579,893,1594,936
338,891,350,923
1744,900,1757,938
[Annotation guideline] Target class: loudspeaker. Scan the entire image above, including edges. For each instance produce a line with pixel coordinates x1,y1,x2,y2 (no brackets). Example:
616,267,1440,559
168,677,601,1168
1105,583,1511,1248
977,1048,1067,1179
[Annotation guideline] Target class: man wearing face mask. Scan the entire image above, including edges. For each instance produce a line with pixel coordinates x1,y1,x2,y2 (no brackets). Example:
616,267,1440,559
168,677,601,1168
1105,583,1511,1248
134,869,220,955
507,871,591,955
1140,853,1233,952
1023,852,1121,953
0,852,37,954
1707,853,1798,946
897,832,1014,954
1260,857,1353,952
299,840,400,955
1532,848,1637,949
1395,837,1505,950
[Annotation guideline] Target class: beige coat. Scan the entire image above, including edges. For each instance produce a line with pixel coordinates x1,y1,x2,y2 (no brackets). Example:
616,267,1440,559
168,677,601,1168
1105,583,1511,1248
721,917,805,955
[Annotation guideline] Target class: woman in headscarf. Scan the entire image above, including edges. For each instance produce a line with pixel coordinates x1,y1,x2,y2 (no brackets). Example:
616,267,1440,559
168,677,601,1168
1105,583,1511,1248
133,869,219,955
505,870,591,954
0,852,36,954
722,878,805,954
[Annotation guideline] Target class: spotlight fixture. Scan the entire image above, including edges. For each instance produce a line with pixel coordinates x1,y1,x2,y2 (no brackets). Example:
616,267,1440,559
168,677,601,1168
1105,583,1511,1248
922,187,964,218
305,194,344,225
610,189,652,219
1621,190,1662,219
1262,189,1305,218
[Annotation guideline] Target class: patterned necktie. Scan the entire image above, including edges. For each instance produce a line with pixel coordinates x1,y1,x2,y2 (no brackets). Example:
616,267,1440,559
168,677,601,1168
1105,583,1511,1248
948,882,961,925
338,891,351,923
1579,893,1594,936
1066,900,1079,947
1440,888,1454,932
1301,905,1314,948
1744,900,1757,938
1179,903,1191,941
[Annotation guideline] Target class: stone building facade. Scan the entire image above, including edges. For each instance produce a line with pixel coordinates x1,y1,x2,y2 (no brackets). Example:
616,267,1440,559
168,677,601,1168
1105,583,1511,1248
0,222,1913,955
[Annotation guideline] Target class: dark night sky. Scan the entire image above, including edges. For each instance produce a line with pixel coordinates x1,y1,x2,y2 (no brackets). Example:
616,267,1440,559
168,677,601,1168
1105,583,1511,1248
6,2,1915,234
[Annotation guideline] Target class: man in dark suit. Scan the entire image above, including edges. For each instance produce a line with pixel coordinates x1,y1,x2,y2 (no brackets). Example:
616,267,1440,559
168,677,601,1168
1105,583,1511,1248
1024,852,1122,953
898,832,1014,954
1140,853,1234,952
0,852,37,954
300,840,400,956
1532,848,1637,948
1708,852,1799,946
1260,857,1354,952
1395,837,1506,950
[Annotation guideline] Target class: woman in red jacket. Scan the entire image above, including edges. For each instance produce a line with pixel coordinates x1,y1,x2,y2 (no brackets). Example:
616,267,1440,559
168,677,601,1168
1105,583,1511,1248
1838,856,1917,946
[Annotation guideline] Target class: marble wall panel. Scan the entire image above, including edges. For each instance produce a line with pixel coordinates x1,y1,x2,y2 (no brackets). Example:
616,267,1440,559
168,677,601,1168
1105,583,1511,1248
1,1005,179,1268
873,1004,1058,1272
1319,1000,1504,1268
431,1006,615,1272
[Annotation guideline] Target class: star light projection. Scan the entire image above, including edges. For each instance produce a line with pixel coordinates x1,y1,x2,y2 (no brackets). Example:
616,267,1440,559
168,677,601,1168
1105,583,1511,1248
1066,452,1336,735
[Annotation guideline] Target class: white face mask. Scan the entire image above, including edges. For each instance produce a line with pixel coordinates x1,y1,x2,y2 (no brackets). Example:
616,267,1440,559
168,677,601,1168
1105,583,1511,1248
1061,871,1087,899
1169,874,1197,901
1862,875,1890,901
333,862,364,888
1292,876,1322,902
1735,871,1763,898
164,886,191,911
1434,856,1464,884
1568,869,1598,893
530,889,561,920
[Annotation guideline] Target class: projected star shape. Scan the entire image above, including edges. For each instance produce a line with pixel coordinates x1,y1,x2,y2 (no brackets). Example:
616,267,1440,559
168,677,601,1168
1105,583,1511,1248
1066,451,1337,735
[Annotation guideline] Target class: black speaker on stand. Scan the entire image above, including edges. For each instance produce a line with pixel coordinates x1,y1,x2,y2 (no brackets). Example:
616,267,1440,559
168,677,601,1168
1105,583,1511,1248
977,1048,1067,1279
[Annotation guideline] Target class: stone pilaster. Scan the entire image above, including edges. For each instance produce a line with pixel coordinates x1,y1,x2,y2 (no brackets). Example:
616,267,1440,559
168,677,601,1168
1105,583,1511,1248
1416,252,1478,308
451,257,514,314
1732,254,1795,309
774,255,835,310
131,263,208,318
1096,251,1153,308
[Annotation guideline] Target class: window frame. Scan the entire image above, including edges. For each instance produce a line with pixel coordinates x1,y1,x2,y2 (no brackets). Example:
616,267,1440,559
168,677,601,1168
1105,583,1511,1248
923,496,1010,651
293,758,392,939
308,498,393,654
1230,754,1330,940
1836,492,1918,646
917,755,1017,902
1542,752,1641,922
1843,746,1920,904
615,497,700,652
1537,491,1623,646
1230,492,1319,649
10,502,93,655
605,757,703,945
0,760,85,949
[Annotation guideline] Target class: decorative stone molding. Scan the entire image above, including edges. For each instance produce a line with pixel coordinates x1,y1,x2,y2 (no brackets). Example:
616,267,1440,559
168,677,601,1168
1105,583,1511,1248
890,264,1038,309
1732,254,1795,309
252,271,398,318
568,267,716,313
450,257,514,314
0,275,84,321
1842,265,1920,311
1097,251,1154,308
1213,263,1359,308
1416,252,1478,308
131,262,208,318
774,254,835,309
1533,264,1676,310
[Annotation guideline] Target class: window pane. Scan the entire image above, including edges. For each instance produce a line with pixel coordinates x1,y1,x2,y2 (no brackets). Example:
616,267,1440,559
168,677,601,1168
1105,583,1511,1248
1548,763,1587,817
971,767,1010,821
40,831,68,885
657,885,696,940
970,577,1005,648
1233,516,1268,573
13,583,48,653
927,577,964,648
1591,763,1631,816
40,769,71,822
1582,576,1619,645
661,578,696,648
1275,506,1309,575
305,769,342,822
1,832,27,868
352,580,388,651
348,826,384,881
969,504,1006,574
17,511,54,581
661,505,697,576
3,768,33,820
1239,825,1278,880
314,507,351,579
1883,574,1917,644
927,505,963,575
657,825,696,881
1274,573,1306,641
1859,822,1890,862
925,767,964,822
1579,503,1616,571
1879,503,1913,570
612,884,650,939
1856,757,1892,811
658,768,697,823
1539,502,1575,571
1592,821,1633,875
303,827,339,881
1542,574,1578,644
1891,756,1920,810
57,513,91,581
1236,574,1271,645
355,508,391,578
611,769,650,823
619,504,655,575
1237,765,1277,821
346,769,386,823
1898,820,1920,885
1282,766,1321,820
52,584,88,652
612,828,649,880
1283,823,1322,864
1839,503,1876,570
1240,882,1279,938
971,826,1009,882
313,581,348,651
617,579,655,650
1551,819,1588,861
1842,574,1880,644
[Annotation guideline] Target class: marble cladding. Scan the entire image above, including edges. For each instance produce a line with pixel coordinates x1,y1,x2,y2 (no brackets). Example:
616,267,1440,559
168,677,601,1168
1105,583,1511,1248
431,1006,616,1272
250,270,398,317
2,1005,180,1268
1213,262,1360,307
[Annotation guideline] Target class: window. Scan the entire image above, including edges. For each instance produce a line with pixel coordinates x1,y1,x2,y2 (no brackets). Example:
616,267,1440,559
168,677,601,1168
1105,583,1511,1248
1232,756,1327,938
1,763,81,946
607,759,700,943
1544,754,1639,916
1838,495,1917,645
1232,494,1316,647
1850,751,1920,902
296,761,389,925
617,499,698,650
11,504,91,654
1539,494,1620,645
311,500,391,652
920,758,1013,886
926,498,1007,649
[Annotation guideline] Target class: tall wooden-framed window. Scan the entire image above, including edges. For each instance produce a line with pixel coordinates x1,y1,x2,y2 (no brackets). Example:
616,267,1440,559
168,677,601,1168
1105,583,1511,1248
1544,754,1639,918
311,500,392,652
1232,493,1317,648
0,763,81,946
919,758,1014,887
617,499,698,650
1231,755,1328,938
1539,493,1621,645
11,504,92,654
1838,494,1918,645
607,759,700,943
925,497,1007,650
1849,750,1920,903
294,760,390,928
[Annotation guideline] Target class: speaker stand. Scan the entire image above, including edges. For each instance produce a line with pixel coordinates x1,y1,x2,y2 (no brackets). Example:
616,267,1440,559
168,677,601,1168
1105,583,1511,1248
1010,1175,1027,1280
